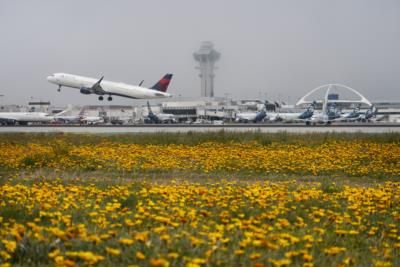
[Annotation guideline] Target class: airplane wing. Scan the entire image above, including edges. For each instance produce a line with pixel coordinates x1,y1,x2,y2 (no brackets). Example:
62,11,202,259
91,76,106,95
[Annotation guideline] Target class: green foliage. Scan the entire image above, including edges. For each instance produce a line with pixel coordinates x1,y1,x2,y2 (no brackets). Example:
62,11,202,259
0,131,399,146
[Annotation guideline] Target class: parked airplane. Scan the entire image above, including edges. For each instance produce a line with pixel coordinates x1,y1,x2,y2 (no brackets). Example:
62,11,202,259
47,73,173,101
0,112,53,125
310,100,377,125
307,86,365,125
144,101,176,124
52,106,82,124
276,102,315,123
339,106,362,122
52,106,105,124
358,105,378,122
235,102,268,123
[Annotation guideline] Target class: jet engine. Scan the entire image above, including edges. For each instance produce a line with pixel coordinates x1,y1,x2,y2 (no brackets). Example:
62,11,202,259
80,87,93,95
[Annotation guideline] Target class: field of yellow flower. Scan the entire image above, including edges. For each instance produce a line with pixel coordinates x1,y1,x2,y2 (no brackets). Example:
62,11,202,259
0,132,399,177
0,180,399,267
0,133,399,266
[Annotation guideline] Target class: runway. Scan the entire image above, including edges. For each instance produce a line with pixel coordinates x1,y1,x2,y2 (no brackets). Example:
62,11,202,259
0,123,399,133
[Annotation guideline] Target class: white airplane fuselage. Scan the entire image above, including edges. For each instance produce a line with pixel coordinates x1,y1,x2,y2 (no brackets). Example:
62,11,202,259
277,112,303,122
235,112,257,122
0,112,53,124
157,113,176,121
309,112,329,124
47,73,172,100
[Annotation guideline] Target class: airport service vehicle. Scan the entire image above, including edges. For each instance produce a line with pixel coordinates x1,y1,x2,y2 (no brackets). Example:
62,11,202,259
0,112,53,125
193,118,212,124
80,116,104,125
47,73,173,101
144,101,176,124
212,120,224,125
235,102,268,123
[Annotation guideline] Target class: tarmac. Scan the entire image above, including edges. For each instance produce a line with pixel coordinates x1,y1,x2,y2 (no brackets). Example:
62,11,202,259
0,123,399,133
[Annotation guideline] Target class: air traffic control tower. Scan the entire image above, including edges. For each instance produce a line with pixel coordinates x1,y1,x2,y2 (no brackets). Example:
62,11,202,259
193,42,221,97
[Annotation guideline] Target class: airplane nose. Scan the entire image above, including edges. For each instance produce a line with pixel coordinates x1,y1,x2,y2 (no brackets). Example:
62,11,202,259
47,75,56,83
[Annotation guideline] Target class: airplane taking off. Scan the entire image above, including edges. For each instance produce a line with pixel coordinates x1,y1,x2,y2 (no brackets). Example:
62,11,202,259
47,73,173,101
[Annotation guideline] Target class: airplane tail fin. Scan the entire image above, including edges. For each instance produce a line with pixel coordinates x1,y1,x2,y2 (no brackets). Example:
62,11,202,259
372,105,377,114
150,74,173,92
147,101,153,114
54,105,74,117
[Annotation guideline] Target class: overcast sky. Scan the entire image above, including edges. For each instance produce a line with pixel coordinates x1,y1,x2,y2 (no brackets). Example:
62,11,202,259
0,0,399,106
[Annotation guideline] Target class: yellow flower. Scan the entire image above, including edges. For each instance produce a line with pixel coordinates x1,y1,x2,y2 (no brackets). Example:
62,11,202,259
149,258,169,267
1,240,16,253
374,260,392,267
105,247,121,256
249,253,261,260
324,246,346,255
48,249,60,259
134,232,149,242
0,251,11,261
303,253,313,262
234,249,245,255
119,238,134,245
268,258,292,267
66,251,105,265
136,251,145,260
192,258,206,264
167,252,179,259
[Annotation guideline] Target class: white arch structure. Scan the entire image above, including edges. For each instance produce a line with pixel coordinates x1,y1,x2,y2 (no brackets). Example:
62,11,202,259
296,84,372,107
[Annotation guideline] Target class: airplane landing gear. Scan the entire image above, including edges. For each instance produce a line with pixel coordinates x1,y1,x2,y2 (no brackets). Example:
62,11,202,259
107,96,113,101
57,85,61,92
98,96,104,101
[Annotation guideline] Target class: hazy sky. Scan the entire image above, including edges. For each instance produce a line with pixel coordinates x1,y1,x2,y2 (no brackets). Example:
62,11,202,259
0,0,399,106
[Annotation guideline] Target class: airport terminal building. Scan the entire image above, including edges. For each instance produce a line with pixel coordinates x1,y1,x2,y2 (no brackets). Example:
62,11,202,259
1,82,400,124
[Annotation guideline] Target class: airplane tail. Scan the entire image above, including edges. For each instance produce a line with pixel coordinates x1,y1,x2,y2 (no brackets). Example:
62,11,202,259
150,74,173,92
54,105,74,117
147,101,153,115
